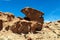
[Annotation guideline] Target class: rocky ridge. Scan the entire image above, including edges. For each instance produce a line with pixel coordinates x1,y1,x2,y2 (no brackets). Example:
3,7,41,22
0,14,60,40
0,8,60,40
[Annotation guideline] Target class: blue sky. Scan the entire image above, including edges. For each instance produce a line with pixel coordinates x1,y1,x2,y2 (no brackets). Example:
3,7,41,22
0,0,60,22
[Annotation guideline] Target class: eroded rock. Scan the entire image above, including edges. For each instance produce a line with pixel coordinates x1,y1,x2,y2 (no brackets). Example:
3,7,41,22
7,14,15,21
0,8,44,34
0,20,3,31
21,8,44,24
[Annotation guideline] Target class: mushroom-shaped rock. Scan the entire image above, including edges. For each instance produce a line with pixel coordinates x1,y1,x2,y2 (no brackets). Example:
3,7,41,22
21,8,44,24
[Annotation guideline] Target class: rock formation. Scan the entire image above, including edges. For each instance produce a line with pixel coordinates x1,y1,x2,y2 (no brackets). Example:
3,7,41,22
0,10,60,40
0,20,60,40
21,8,44,24
0,8,44,34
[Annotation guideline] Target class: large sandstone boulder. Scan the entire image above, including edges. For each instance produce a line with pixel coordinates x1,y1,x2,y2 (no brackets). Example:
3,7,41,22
21,8,44,24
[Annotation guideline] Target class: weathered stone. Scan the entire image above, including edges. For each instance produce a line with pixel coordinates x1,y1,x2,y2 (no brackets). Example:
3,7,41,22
10,21,21,34
21,8,44,17
0,8,44,34
21,22,31,33
21,8,44,24
30,22,43,33
0,20,3,31
9,8,44,34
9,21,43,34
35,23,43,31
7,14,15,21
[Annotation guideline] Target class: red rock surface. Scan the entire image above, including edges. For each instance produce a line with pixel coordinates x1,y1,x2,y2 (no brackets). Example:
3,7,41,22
21,8,44,24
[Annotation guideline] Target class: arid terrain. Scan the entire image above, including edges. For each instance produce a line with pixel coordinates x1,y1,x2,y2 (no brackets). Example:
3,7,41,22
0,12,60,40
0,7,60,40
0,20,60,40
